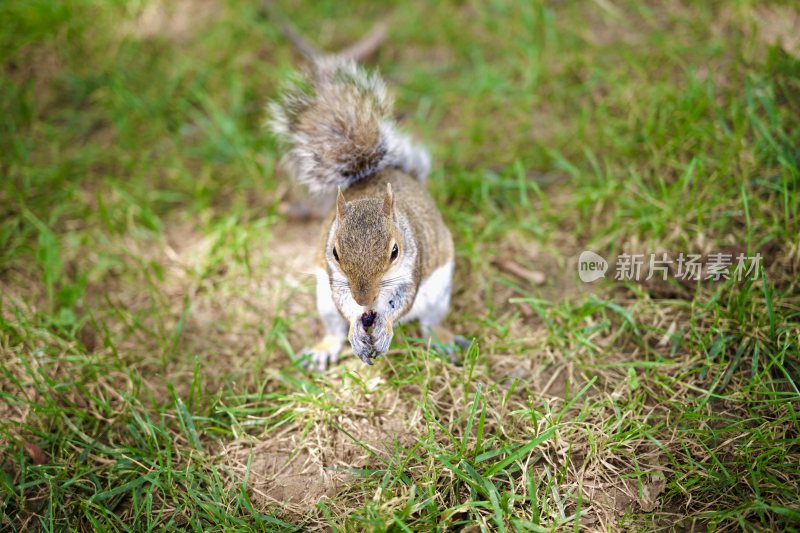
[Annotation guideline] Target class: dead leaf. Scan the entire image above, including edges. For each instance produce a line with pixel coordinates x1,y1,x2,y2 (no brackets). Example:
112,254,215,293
494,259,546,285
23,442,48,465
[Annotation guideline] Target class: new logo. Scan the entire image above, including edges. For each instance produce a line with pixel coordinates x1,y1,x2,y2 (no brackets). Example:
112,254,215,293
578,250,608,283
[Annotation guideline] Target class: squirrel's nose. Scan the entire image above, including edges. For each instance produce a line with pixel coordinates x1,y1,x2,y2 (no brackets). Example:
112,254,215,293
354,287,375,307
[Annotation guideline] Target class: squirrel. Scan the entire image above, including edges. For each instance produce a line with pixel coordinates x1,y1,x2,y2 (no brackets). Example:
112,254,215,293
266,11,464,370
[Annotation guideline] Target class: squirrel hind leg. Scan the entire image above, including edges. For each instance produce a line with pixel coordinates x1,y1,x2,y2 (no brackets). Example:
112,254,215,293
421,325,470,365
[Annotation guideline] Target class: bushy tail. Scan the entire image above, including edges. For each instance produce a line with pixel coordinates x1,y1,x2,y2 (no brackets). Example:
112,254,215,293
268,59,431,192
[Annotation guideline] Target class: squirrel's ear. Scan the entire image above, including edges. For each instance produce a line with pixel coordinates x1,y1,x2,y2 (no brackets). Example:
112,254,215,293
336,188,347,218
382,182,395,218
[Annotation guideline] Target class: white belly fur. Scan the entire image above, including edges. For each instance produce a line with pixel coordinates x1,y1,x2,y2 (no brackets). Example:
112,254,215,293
401,260,453,327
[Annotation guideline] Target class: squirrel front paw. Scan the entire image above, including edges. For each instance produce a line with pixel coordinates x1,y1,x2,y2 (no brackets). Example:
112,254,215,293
349,315,394,365
349,321,376,365
370,315,394,355
299,335,342,371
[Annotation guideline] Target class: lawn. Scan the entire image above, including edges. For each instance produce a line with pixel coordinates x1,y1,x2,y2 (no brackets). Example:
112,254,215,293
1,0,799,530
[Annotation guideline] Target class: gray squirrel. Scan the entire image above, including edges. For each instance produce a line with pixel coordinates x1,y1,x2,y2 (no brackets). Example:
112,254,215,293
267,7,463,369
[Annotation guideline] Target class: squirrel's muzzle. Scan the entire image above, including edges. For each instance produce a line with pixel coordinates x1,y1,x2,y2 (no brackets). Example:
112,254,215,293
354,285,378,307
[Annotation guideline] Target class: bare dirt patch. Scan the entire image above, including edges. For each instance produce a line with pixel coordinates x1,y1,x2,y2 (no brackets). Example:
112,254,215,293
127,218,323,396
754,5,800,56
128,0,220,41
220,379,418,517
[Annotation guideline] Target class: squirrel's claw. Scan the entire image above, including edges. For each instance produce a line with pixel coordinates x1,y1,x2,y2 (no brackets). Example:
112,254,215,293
357,351,375,365
453,335,472,349
429,340,462,365
425,328,471,365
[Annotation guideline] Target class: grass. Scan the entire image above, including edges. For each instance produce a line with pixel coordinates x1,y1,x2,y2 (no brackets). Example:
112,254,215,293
1,0,799,530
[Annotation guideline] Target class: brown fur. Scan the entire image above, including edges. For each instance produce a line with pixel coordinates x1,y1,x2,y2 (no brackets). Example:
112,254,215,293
321,168,453,311
269,60,431,192
293,73,388,180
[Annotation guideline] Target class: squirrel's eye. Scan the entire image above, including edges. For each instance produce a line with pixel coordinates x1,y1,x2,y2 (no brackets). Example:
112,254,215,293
390,243,399,262
333,246,340,262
